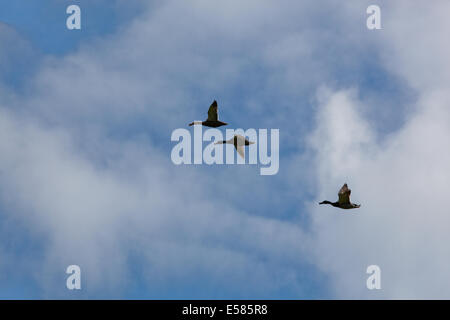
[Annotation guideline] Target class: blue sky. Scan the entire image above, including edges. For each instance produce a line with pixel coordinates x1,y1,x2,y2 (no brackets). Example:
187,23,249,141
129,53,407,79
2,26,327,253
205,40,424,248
1,0,450,299
0,1,144,54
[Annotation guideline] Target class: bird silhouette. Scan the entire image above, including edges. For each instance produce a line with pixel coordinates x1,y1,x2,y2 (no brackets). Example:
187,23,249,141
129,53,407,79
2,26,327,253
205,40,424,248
215,134,254,158
319,183,361,209
189,100,228,128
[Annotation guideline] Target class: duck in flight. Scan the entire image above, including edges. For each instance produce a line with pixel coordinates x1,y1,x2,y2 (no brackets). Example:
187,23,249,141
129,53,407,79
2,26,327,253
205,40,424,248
189,100,228,128
319,183,361,209
215,134,254,158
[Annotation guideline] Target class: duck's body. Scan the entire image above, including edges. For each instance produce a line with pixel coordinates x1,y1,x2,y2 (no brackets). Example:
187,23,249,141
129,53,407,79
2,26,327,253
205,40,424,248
189,100,228,128
194,120,228,128
319,183,361,209
215,134,254,158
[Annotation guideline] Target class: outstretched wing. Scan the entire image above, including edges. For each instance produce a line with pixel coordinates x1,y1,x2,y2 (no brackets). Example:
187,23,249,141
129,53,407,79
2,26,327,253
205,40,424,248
234,135,246,146
338,183,351,205
207,100,218,121
235,145,245,158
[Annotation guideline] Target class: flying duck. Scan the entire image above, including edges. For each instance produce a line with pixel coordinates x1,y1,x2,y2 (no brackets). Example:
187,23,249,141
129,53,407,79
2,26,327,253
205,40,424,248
319,183,361,209
189,100,228,128
215,134,254,158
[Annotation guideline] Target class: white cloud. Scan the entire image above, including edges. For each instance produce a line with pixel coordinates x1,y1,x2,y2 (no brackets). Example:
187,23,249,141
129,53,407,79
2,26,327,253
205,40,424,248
0,103,309,297
304,0,450,298
308,88,450,298
1,0,450,298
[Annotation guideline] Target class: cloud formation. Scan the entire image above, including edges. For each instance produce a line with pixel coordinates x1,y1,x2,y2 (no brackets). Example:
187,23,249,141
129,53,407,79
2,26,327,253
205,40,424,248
0,0,449,298
305,1,450,298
